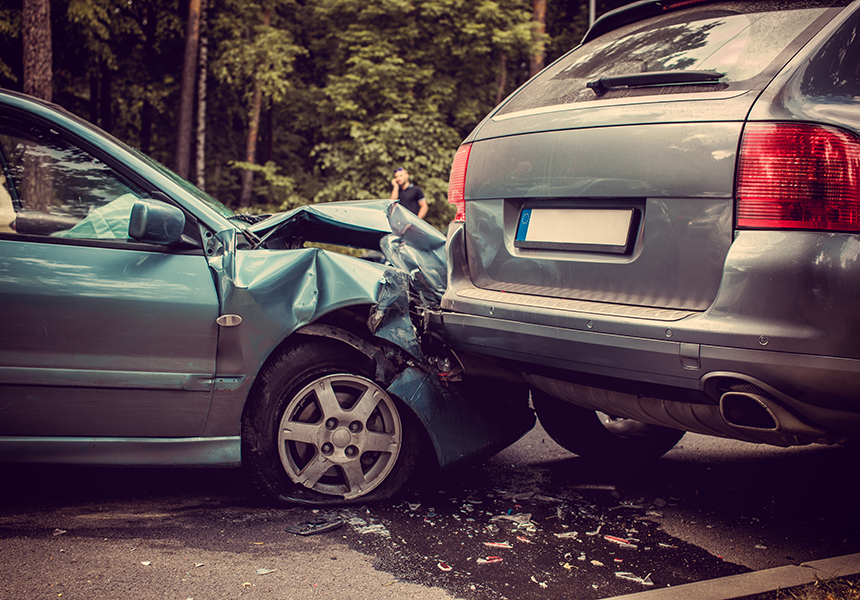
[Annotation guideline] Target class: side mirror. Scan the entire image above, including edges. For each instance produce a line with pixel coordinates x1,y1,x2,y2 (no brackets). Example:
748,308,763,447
129,199,185,245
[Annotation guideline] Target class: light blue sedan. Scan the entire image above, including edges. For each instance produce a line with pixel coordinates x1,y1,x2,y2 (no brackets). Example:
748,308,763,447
0,90,533,505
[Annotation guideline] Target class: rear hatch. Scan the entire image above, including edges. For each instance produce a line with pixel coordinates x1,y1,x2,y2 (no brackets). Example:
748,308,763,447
454,0,846,313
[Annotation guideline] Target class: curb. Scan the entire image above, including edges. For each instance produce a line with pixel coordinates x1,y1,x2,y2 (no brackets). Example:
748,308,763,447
614,553,860,600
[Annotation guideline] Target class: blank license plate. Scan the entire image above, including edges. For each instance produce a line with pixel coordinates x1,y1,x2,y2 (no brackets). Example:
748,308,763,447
515,208,635,254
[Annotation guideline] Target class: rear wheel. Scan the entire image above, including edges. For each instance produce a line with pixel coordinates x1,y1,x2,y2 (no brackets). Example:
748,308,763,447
532,389,684,463
243,339,420,505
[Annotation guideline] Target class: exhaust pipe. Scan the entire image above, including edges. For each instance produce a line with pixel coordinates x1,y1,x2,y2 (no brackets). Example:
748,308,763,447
719,388,826,438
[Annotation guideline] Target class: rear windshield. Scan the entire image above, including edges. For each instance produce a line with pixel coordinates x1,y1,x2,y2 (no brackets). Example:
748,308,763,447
497,0,847,116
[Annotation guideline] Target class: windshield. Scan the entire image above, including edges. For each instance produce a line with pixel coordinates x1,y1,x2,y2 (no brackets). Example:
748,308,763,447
45,98,240,223
125,145,238,221
497,1,838,115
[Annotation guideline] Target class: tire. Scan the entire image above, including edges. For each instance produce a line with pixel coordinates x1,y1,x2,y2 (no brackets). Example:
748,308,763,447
532,389,684,463
242,339,421,506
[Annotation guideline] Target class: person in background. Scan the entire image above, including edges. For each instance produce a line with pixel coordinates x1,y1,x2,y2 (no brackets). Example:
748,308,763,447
390,167,428,219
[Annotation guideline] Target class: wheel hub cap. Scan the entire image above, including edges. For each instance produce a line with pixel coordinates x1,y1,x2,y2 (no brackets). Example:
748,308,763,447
332,428,351,448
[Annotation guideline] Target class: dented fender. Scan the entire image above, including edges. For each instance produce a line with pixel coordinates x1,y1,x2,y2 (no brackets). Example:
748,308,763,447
203,199,532,467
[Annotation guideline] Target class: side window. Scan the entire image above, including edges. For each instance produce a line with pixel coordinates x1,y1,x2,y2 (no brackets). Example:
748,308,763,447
801,8,860,99
0,114,144,240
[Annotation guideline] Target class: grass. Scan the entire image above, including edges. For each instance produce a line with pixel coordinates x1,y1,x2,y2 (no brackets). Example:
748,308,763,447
766,576,860,600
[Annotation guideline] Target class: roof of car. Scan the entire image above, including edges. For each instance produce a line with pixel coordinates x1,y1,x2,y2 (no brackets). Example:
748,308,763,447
582,0,723,43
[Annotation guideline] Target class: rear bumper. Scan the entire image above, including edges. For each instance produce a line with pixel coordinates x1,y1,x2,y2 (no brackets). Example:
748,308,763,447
439,310,860,433
440,223,860,436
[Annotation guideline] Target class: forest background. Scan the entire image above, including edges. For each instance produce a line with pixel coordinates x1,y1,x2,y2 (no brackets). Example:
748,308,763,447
1,0,628,230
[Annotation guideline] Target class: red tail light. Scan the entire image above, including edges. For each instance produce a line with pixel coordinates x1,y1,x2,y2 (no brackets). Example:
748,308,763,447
448,144,471,223
737,123,860,232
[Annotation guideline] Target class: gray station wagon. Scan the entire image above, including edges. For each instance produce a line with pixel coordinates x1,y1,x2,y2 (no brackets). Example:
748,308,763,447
438,0,860,460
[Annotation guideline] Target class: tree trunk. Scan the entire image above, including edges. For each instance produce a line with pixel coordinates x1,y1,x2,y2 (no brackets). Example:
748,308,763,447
22,0,52,101
495,53,508,106
238,7,271,208
100,62,112,132
175,0,202,179
239,82,262,208
141,3,158,155
530,0,546,78
195,0,208,191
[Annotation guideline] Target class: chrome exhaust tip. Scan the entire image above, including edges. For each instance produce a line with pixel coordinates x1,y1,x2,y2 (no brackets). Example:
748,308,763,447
719,389,826,438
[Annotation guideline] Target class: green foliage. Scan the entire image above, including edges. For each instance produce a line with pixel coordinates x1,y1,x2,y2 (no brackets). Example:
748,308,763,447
0,7,20,82
230,159,304,211
11,0,590,231
210,0,304,108
301,0,534,228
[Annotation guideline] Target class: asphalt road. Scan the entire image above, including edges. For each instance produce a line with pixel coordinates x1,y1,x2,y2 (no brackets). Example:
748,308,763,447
1,423,858,600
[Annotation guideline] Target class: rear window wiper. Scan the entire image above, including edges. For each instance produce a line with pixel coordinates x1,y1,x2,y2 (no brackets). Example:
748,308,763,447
587,70,724,95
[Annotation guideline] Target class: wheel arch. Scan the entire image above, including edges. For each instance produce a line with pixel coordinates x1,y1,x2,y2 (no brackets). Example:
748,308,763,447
239,307,442,469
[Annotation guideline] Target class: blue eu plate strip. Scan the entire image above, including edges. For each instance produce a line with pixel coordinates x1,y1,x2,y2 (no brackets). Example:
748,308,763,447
515,209,532,242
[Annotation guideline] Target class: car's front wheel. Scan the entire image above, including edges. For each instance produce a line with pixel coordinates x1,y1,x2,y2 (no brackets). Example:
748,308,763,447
242,339,420,505
532,389,684,463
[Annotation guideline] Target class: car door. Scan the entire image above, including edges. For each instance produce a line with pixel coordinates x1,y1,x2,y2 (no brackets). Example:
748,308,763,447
0,108,220,438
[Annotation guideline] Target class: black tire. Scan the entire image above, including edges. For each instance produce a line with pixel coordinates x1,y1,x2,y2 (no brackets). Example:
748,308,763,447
532,389,684,463
242,339,421,506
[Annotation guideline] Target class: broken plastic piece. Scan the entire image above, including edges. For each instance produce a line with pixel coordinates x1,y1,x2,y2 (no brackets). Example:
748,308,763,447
437,561,452,572
285,516,344,536
554,531,579,539
517,536,534,544
531,575,548,588
484,541,513,549
490,513,532,525
477,556,504,564
605,535,638,549
615,571,654,586
256,568,277,575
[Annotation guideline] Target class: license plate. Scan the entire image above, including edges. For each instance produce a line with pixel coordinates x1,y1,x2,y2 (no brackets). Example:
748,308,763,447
514,208,636,254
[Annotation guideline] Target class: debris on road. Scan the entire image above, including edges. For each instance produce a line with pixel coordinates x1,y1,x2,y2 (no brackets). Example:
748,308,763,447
347,517,390,536
490,513,532,526
554,531,579,539
477,556,504,564
284,516,344,536
255,568,276,576
605,535,639,549
615,571,654,586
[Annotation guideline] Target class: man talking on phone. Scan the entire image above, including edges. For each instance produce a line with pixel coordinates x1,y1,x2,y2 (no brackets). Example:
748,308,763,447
390,167,428,219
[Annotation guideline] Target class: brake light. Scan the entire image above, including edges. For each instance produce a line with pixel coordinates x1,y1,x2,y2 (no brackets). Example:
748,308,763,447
448,144,471,222
737,123,860,232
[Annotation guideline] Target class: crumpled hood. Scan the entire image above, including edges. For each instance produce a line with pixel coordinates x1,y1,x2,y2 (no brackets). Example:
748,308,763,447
249,199,447,304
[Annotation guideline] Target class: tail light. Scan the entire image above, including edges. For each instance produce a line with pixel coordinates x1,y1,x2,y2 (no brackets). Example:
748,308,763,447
447,143,471,223
737,122,860,232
